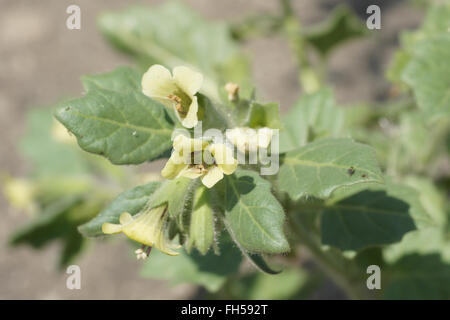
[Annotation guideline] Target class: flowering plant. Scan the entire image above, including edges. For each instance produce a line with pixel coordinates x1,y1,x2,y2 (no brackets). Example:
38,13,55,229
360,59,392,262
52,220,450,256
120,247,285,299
5,1,450,299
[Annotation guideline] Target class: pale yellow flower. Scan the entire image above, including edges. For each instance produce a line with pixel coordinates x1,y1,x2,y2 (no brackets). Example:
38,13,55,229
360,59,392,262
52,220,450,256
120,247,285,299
226,127,274,153
141,65,203,128
2,177,37,215
102,205,179,256
161,135,237,188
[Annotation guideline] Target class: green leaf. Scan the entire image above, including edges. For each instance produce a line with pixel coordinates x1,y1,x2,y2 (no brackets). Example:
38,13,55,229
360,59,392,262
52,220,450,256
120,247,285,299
384,227,450,265
322,179,434,251
81,66,142,93
55,67,174,165
380,181,435,229
403,176,447,227
140,238,242,292
59,230,87,268
217,169,289,254
321,190,416,251
383,253,450,299
386,50,411,88
241,251,282,275
279,88,345,153
98,2,252,100
420,3,450,36
197,93,230,130
387,4,450,92
20,108,88,178
78,182,160,237
149,177,198,231
10,196,83,248
278,138,383,200
304,6,367,56
187,187,215,255
383,178,450,265
402,35,450,121
245,101,281,129
9,195,99,269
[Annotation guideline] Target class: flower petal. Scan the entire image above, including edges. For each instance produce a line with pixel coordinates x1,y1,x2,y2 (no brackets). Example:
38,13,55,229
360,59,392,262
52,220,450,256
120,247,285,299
173,134,207,154
122,206,179,256
181,96,199,128
142,65,177,100
161,155,187,179
218,162,238,176
179,166,204,179
119,212,133,225
102,222,124,234
173,134,191,152
208,143,237,175
201,166,224,188
257,127,273,149
173,66,203,96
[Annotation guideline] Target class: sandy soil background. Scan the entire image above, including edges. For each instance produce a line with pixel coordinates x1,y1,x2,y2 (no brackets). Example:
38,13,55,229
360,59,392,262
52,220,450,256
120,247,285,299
0,0,422,299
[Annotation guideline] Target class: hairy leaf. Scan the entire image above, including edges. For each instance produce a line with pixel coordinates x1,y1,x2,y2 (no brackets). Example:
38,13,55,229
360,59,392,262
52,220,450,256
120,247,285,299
55,67,174,165
218,170,289,254
279,138,383,200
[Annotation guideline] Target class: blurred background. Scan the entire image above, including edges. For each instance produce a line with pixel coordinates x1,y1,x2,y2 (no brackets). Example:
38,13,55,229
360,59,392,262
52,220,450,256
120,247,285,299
0,0,424,299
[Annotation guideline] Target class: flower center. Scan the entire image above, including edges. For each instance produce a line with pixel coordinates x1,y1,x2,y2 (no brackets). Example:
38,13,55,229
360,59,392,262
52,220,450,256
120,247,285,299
191,163,208,174
135,244,152,260
189,150,216,174
167,89,191,117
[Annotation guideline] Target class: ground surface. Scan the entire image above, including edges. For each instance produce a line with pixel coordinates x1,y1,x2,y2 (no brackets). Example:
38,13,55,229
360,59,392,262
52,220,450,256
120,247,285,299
0,0,422,299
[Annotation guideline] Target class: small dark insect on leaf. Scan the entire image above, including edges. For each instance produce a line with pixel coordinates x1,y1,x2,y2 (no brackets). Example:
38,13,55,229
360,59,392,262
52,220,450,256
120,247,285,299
361,174,368,178
347,166,355,176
